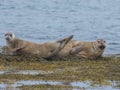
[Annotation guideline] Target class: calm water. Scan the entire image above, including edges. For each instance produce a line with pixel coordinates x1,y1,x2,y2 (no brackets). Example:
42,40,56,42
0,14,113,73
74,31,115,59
0,0,120,54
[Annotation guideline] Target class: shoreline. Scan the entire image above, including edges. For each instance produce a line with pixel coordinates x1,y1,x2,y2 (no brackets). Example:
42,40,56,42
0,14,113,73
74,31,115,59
0,46,120,61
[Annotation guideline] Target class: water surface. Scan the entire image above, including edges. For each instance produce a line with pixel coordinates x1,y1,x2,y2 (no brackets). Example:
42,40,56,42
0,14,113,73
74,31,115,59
0,0,120,54
0,80,119,90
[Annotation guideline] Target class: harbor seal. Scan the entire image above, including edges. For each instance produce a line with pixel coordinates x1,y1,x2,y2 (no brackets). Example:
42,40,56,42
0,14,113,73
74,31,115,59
58,39,106,59
4,32,73,59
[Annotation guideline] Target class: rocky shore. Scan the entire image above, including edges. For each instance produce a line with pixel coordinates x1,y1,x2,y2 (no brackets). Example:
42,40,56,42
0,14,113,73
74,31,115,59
0,46,120,90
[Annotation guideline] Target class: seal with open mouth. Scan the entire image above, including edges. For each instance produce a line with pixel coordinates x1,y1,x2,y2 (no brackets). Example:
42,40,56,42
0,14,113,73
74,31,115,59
71,39,106,59
58,39,106,59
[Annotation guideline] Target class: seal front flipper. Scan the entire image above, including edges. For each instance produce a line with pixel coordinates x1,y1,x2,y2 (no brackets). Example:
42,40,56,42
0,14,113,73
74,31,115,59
9,46,26,55
70,44,82,55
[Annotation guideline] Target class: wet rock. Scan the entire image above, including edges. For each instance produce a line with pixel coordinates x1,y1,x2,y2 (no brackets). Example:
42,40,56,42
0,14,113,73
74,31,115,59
0,46,10,55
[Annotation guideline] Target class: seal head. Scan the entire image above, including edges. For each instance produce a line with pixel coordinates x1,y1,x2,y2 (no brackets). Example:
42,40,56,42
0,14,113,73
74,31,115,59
96,39,106,50
4,32,16,42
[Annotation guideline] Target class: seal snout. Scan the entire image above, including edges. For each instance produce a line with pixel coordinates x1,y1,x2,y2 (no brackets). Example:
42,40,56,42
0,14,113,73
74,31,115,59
98,45,106,49
97,39,106,50
5,33,11,40
5,35,10,40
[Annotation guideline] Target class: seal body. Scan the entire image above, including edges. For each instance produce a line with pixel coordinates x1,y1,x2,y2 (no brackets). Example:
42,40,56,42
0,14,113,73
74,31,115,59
58,39,106,59
4,32,73,59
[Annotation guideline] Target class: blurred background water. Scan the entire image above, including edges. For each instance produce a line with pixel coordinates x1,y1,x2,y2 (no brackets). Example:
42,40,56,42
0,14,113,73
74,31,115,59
0,0,120,54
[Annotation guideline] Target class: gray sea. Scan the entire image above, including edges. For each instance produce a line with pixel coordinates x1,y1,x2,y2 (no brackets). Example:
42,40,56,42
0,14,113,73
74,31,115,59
0,0,120,54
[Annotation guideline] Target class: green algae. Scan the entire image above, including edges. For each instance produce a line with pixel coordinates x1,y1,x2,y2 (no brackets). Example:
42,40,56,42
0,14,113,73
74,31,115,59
18,85,80,90
0,54,120,89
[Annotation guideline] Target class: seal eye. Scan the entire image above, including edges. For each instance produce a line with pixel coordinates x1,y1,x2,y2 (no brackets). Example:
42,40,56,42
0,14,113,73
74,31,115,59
97,41,100,43
103,40,106,43
5,34,7,36
10,34,12,37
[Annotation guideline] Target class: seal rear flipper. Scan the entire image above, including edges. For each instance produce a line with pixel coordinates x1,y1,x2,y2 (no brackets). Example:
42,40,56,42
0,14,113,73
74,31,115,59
45,35,73,60
54,35,73,54
56,35,73,49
